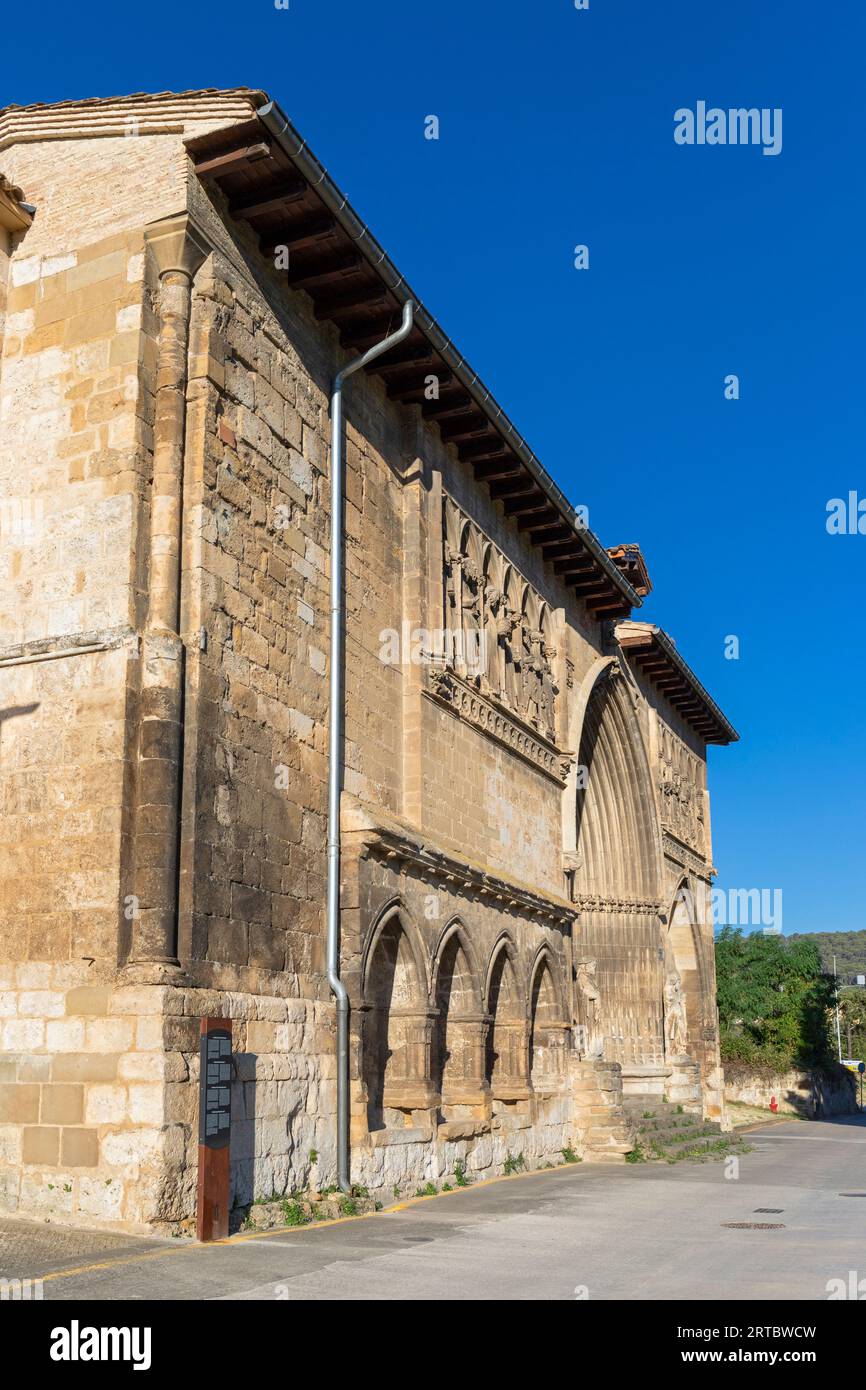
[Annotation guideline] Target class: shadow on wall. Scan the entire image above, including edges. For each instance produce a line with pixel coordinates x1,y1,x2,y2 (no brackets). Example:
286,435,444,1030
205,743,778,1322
226,1053,301,1214
0,703,40,759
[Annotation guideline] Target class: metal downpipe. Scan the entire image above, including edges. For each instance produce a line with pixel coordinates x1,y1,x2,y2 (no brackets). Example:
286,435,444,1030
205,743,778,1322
327,301,415,1191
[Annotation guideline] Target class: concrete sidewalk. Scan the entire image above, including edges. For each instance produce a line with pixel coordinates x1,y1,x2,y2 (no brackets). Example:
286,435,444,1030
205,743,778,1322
1,1116,864,1300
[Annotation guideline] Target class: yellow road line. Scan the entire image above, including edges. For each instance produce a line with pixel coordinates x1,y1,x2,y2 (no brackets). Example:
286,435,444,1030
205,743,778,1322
31,1159,582,1283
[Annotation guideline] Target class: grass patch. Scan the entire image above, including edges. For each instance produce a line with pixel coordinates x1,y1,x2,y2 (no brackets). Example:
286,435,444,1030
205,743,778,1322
280,1199,308,1227
453,1160,471,1187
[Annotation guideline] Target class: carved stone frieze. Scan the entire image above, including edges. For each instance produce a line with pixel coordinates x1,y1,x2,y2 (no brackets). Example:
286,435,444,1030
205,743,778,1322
424,663,572,786
662,832,711,877
572,894,663,916
658,724,706,854
442,494,559,744
341,796,577,929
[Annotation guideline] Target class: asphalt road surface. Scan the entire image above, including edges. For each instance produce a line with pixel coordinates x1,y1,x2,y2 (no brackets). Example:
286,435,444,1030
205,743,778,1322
1,1116,864,1300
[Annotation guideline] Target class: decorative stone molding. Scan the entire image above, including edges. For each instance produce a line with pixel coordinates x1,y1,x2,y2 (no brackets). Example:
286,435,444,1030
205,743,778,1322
662,832,712,878
342,795,577,929
572,894,663,917
424,663,572,786
658,724,706,853
144,211,211,286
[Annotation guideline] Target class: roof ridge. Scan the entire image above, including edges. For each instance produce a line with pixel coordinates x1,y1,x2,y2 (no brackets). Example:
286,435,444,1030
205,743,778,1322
0,87,266,118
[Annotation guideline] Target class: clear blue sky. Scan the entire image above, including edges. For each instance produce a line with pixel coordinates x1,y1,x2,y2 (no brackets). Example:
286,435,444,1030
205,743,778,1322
6,1,864,934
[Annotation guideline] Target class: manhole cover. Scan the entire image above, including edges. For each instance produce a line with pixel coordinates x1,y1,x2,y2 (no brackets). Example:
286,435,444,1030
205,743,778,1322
402,1235,434,1243
754,1207,784,1213
722,1222,785,1230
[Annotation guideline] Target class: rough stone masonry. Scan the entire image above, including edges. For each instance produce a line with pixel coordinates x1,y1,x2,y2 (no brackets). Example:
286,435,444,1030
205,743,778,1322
0,89,737,1232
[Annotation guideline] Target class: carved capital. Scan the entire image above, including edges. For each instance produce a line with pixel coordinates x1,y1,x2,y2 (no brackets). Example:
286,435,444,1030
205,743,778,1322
144,212,211,282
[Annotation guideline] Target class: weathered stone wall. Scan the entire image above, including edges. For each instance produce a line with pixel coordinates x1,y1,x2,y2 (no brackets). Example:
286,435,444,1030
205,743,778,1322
0,92,730,1228
724,1065,857,1118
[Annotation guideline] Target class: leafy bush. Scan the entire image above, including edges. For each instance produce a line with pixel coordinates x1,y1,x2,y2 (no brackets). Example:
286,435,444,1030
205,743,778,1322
716,927,834,1070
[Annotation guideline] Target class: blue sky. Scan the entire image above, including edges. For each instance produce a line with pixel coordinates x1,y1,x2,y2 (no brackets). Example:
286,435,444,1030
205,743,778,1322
6,1,864,934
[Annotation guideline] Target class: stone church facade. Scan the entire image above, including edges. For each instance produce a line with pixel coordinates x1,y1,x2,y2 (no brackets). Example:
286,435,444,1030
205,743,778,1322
0,90,737,1231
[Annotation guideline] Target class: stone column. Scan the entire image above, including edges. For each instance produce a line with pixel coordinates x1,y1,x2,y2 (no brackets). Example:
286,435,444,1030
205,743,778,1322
127,214,209,976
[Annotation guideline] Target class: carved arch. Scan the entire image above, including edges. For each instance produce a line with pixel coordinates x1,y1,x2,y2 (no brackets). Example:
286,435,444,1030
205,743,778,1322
431,918,483,1011
485,933,528,1095
528,947,568,1087
361,899,429,1003
361,902,431,1128
569,665,665,1065
431,919,485,1106
573,667,661,900
664,874,708,1062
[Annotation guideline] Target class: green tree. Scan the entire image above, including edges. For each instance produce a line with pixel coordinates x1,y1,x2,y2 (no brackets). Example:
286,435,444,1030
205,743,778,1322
838,987,866,1061
715,927,833,1070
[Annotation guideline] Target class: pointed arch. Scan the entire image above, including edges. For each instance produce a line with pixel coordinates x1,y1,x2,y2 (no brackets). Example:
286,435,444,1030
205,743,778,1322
665,874,708,1062
527,944,568,1023
571,665,665,1065
528,947,568,1088
431,919,484,1105
485,934,527,1095
362,900,428,1003
431,918,483,1011
362,902,430,1129
574,668,660,899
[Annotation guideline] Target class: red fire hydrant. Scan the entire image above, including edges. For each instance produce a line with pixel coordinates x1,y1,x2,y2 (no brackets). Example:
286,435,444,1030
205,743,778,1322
769,1095,778,1113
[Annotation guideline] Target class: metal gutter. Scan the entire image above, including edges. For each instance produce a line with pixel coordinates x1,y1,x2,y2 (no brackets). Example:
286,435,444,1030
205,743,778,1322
618,622,739,743
327,302,416,1191
255,99,640,613
653,627,738,742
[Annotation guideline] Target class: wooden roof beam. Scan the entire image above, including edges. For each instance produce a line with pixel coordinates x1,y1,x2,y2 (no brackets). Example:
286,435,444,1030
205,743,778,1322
524,512,570,536
460,439,512,462
556,553,594,575
286,250,363,288
369,345,435,375
472,458,522,483
315,283,393,318
388,372,455,402
340,313,407,349
262,213,339,256
590,598,632,616
194,141,272,176
421,395,480,422
439,417,493,444
232,175,308,217
488,476,536,500
503,491,548,518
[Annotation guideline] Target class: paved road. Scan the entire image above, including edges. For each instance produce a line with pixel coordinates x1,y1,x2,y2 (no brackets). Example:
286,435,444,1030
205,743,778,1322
1,1116,864,1300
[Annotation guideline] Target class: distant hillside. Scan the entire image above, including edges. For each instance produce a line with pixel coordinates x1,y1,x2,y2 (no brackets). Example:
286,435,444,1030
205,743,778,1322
788,931,866,983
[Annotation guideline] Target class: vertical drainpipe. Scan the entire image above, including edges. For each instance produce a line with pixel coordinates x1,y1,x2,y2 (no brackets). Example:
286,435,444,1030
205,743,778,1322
328,301,415,1190
128,213,209,977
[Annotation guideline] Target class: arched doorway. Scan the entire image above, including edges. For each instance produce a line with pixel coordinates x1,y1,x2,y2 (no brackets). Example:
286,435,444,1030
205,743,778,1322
572,665,663,1065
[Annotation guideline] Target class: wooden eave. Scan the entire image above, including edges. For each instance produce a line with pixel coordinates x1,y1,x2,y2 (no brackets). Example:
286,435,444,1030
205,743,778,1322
616,625,739,746
184,114,639,620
